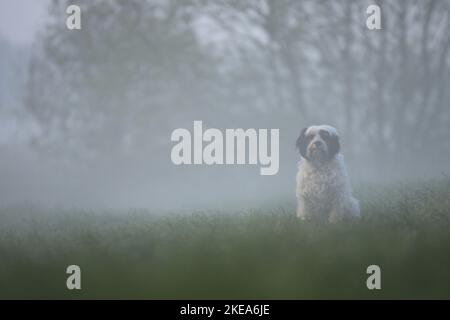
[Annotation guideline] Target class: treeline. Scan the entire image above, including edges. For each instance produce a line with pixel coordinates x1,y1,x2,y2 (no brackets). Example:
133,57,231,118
26,0,450,173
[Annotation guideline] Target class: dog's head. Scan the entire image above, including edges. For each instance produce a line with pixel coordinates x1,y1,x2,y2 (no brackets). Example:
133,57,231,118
296,125,340,163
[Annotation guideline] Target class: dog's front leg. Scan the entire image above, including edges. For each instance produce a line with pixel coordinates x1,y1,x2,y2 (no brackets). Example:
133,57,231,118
328,203,344,223
296,197,307,220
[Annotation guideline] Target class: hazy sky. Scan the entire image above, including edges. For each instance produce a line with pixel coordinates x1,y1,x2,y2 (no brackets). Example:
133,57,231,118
0,0,49,45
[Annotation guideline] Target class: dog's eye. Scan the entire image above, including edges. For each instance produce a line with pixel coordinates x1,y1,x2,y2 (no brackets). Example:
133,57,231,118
320,130,330,139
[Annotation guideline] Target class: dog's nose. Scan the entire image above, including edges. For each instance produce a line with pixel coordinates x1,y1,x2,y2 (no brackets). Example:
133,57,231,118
313,141,323,147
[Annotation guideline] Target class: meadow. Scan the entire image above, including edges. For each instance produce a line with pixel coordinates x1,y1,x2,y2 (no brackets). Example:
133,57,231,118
0,177,449,299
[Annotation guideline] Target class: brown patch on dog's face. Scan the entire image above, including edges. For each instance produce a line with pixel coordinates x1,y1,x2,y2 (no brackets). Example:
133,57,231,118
296,127,309,159
320,129,340,159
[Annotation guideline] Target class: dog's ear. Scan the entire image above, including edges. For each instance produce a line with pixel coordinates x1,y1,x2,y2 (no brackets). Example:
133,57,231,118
296,127,309,159
328,132,340,159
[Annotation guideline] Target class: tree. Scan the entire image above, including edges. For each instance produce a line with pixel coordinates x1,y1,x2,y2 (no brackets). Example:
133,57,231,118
26,0,220,158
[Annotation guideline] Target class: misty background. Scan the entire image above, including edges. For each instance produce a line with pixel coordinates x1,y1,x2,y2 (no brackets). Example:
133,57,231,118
1,0,449,211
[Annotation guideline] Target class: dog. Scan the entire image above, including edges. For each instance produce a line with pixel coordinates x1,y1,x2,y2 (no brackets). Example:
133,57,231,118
295,125,360,223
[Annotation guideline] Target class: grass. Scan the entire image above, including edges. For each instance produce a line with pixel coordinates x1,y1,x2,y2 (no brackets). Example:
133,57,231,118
0,178,450,299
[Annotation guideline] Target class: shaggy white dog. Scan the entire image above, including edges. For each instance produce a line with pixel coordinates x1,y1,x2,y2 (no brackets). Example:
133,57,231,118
295,125,360,223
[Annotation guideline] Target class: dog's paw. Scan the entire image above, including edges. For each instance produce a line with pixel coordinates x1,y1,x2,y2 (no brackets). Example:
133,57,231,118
328,211,340,223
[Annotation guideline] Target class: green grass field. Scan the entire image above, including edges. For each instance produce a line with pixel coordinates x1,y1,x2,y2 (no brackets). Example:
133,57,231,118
1,178,450,299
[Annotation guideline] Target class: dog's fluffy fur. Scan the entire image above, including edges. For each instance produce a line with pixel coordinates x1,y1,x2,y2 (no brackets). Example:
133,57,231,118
295,125,360,223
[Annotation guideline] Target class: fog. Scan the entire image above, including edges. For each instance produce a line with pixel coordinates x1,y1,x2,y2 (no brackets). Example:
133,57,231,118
1,0,449,211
